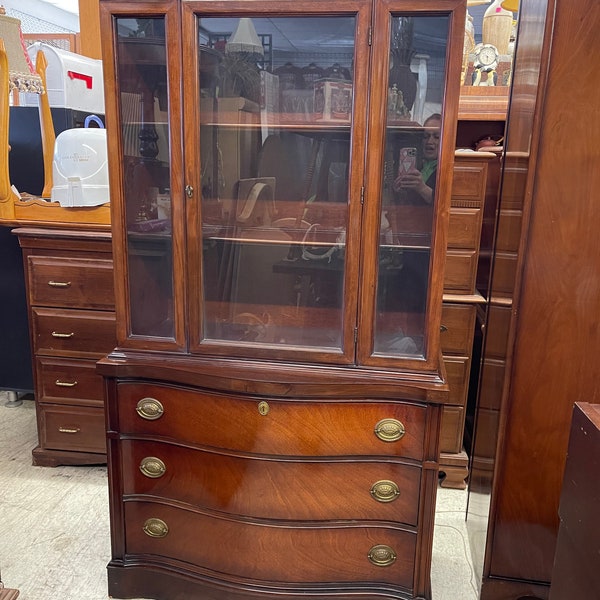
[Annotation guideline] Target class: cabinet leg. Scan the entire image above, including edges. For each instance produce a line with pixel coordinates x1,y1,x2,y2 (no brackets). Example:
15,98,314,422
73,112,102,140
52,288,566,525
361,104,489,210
439,449,469,489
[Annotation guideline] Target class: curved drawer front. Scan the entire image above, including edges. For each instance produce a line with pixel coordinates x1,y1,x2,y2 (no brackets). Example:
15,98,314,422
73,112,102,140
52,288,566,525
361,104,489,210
124,501,416,589
28,256,115,310
116,383,427,460
32,307,117,359
121,440,421,524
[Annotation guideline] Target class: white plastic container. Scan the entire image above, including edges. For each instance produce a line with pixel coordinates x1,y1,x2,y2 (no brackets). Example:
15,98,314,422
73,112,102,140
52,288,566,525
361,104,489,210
20,43,104,114
51,119,109,207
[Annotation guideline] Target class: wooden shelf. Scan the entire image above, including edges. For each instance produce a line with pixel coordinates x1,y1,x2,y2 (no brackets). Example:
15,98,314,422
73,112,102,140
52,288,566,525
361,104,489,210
459,87,509,121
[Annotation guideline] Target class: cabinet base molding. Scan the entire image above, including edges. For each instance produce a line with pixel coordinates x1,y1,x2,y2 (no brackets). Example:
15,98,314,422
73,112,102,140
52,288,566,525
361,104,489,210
107,563,421,600
438,449,469,489
0,588,19,600
31,446,106,468
480,577,550,600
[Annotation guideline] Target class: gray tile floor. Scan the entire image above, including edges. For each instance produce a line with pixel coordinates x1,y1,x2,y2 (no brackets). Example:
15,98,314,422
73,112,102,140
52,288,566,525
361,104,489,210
0,392,479,600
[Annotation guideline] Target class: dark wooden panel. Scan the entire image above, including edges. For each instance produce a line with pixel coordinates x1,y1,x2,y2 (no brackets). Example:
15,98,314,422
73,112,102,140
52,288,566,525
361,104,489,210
39,404,106,453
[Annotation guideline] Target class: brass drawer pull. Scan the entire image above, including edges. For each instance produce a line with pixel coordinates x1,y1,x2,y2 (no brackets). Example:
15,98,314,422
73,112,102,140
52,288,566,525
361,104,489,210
136,397,164,420
48,280,71,288
258,400,270,416
51,331,75,339
368,544,397,567
55,379,78,388
58,427,81,434
143,518,169,538
374,418,406,442
139,456,166,478
370,480,401,503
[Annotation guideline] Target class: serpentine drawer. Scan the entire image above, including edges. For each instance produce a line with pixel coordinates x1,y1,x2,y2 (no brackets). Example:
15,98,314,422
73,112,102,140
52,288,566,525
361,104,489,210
116,382,427,460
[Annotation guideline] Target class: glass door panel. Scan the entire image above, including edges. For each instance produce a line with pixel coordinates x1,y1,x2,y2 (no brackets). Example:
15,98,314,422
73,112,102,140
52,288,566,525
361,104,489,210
374,14,449,358
115,17,175,338
197,15,355,351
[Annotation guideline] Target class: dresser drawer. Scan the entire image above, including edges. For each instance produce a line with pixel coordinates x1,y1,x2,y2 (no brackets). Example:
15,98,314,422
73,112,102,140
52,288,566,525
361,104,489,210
32,307,117,358
444,250,478,293
448,208,482,250
28,256,115,310
440,405,466,455
443,355,470,407
36,357,105,407
451,161,487,202
116,383,427,460
124,500,416,589
440,303,477,356
121,439,421,525
38,404,106,454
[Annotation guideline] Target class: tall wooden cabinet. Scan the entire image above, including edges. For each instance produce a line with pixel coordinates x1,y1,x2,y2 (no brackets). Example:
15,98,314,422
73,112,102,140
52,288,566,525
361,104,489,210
467,0,600,598
97,2,466,599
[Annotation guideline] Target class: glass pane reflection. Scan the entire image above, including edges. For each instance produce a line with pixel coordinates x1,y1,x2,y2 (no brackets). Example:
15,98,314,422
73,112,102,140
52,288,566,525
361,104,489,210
375,15,449,358
116,17,175,338
197,16,355,350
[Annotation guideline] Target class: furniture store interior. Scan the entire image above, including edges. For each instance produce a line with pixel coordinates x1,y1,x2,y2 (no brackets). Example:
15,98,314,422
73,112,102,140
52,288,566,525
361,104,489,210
0,0,597,599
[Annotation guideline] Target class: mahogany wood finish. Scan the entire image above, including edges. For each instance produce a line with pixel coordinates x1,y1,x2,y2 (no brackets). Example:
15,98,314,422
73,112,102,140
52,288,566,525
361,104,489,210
549,403,600,600
468,0,600,597
16,227,114,467
98,1,466,599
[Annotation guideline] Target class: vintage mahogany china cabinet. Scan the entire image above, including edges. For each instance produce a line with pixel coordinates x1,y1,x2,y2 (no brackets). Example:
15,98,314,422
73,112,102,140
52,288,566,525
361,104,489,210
97,1,466,598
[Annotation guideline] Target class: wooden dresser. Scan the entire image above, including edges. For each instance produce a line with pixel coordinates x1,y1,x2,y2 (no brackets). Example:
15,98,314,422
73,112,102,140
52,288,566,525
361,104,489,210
439,150,498,489
16,227,115,467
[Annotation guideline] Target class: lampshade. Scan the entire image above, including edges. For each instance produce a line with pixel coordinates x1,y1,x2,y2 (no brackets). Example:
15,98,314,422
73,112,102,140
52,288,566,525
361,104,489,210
501,0,520,10
0,8,43,93
225,18,264,56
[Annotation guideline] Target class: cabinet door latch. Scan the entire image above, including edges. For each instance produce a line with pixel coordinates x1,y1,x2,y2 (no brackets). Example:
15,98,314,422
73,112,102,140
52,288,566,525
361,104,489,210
185,185,194,198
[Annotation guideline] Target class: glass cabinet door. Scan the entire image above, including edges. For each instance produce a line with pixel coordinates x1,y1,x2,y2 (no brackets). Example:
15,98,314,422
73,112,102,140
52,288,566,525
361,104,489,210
185,5,370,363
110,12,184,347
358,5,460,369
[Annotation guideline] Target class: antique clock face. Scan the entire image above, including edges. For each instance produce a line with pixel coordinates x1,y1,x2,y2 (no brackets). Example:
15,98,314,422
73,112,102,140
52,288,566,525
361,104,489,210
474,43,499,71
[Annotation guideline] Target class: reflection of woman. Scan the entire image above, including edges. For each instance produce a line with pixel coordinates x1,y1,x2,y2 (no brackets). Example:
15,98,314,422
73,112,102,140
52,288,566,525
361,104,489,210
393,113,441,205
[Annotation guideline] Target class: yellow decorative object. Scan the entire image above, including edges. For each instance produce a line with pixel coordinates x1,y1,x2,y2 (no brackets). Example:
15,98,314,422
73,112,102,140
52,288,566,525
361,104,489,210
501,0,520,11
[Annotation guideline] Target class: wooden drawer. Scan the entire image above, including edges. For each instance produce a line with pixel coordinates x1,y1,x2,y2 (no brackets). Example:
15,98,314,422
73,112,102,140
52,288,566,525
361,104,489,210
116,383,427,460
36,357,105,407
38,404,106,454
32,307,117,359
444,250,478,293
121,439,421,525
439,405,466,454
440,303,477,355
28,256,115,310
451,161,487,202
123,500,416,589
448,208,482,250
443,355,470,407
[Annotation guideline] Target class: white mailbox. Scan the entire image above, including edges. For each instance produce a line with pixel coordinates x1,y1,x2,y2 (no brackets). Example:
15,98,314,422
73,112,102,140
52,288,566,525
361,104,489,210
20,43,104,114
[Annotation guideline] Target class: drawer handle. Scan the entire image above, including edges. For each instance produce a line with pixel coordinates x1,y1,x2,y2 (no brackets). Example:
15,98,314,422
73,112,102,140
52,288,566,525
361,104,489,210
370,480,401,503
136,397,164,420
51,331,75,339
368,544,397,567
374,418,405,442
143,518,169,538
48,280,71,288
139,456,166,479
55,379,78,388
58,427,81,434
440,324,448,333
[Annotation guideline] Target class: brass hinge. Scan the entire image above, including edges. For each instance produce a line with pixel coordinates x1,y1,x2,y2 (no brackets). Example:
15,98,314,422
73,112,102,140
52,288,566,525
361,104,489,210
368,27,372,46
360,186,365,205
354,327,358,343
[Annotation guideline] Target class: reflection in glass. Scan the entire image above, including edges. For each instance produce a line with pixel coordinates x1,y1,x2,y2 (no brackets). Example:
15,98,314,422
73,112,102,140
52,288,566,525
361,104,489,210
116,17,174,338
197,16,355,349
374,15,449,358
